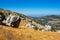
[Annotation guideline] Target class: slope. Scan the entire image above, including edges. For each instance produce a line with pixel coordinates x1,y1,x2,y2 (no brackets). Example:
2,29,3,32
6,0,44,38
0,25,60,40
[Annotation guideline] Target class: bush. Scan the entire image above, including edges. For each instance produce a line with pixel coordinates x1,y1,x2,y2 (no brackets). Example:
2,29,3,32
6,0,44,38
51,27,56,32
33,26,38,30
0,12,5,20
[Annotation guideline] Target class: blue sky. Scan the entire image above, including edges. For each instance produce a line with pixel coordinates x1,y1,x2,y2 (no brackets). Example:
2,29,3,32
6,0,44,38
0,0,60,17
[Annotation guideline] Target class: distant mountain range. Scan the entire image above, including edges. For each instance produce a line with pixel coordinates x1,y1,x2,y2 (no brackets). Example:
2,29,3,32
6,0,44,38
32,15,60,30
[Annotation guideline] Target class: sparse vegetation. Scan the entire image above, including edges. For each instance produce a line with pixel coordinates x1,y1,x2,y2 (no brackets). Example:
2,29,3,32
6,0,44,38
32,18,45,26
0,8,60,40
0,26,60,40
51,27,56,32
33,26,38,30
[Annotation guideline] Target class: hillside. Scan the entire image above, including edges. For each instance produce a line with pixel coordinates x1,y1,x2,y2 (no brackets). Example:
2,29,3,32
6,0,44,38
0,8,60,40
0,25,60,40
32,15,60,31
0,8,45,31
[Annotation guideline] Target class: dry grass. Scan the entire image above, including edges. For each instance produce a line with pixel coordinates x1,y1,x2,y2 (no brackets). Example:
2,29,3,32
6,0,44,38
19,21,26,28
0,25,60,40
19,21,26,26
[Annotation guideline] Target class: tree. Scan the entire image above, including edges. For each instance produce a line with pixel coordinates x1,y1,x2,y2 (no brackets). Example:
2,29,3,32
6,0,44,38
0,12,5,20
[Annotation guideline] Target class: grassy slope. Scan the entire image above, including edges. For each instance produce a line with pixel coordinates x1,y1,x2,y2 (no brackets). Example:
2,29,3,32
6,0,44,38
0,25,60,40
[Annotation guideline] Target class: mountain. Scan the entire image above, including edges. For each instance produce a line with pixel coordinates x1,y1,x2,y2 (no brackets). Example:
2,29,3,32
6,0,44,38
32,15,60,31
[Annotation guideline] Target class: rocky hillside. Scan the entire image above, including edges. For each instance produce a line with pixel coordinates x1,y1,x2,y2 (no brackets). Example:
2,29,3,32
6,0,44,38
0,8,44,30
0,8,60,40
0,25,60,40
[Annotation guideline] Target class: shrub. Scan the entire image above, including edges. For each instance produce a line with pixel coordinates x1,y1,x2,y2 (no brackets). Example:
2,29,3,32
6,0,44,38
0,12,5,20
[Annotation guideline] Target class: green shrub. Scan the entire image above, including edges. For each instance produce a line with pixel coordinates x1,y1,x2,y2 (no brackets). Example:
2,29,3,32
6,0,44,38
33,26,38,30
0,12,5,20
51,27,56,32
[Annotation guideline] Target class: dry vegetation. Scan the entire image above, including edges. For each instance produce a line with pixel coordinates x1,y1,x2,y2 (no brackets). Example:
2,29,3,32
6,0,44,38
0,25,60,40
0,9,60,40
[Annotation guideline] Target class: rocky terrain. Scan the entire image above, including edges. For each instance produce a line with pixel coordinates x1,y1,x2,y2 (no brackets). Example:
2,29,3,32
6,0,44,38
0,8,60,40
0,8,45,31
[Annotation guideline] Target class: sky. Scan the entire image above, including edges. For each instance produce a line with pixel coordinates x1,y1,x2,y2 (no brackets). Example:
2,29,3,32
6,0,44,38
0,0,60,17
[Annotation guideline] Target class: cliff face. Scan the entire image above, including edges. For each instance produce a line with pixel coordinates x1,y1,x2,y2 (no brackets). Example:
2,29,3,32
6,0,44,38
0,25,60,40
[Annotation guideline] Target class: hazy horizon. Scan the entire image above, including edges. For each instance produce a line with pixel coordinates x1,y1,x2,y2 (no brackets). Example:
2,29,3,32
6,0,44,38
0,0,60,17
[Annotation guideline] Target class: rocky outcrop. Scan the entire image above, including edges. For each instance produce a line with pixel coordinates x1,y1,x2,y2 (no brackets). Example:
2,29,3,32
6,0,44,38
0,9,45,30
